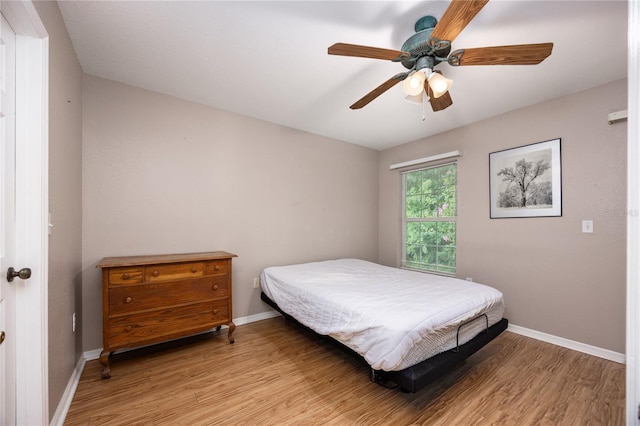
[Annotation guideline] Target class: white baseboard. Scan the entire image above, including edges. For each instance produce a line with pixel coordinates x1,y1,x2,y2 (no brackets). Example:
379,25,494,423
234,310,281,326
83,347,102,362
49,355,86,426
507,324,625,364
84,316,624,365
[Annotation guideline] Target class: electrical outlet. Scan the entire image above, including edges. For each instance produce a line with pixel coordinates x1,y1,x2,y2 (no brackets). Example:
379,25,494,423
72,313,76,332
582,220,593,233
466,277,473,282
253,277,260,289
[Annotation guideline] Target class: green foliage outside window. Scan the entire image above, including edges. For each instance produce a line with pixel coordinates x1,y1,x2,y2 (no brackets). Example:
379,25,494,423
403,163,457,274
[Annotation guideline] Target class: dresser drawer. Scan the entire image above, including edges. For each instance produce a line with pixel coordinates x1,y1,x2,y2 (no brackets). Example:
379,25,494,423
109,276,230,315
108,300,229,348
204,259,229,276
145,261,204,282
109,267,144,285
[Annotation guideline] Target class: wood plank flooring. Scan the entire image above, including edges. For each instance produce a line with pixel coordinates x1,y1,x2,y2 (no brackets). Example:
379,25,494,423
64,317,624,425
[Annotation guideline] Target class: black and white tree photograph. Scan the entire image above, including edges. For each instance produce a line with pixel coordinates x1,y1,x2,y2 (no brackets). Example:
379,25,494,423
489,139,562,218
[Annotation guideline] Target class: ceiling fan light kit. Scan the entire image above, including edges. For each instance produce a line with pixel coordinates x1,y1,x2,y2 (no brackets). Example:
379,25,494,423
402,68,452,99
405,93,424,104
403,70,426,96
328,0,553,113
427,71,453,99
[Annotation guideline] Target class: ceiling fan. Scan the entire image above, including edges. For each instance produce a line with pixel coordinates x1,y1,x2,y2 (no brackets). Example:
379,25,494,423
328,0,553,112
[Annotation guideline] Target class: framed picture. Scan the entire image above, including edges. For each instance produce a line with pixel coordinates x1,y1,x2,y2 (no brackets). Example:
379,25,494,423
489,138,562,218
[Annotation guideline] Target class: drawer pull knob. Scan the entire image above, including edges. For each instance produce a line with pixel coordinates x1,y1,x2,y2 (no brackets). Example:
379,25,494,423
214,265,220,271
191,267,197,273
125,325,132,332
213,309,219,314
122,273,130,280
153,270,159,277
213,285,219,290
125,296,133,304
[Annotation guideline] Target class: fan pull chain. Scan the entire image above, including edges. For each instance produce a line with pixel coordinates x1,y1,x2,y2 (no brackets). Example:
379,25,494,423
422,90,429,121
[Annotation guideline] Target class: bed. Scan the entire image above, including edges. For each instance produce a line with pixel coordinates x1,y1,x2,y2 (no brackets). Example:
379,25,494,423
260,258,508,393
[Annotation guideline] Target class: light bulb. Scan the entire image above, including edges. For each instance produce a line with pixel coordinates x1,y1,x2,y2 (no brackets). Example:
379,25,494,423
430,78,448,93
427,72,453,98
403,71,426,96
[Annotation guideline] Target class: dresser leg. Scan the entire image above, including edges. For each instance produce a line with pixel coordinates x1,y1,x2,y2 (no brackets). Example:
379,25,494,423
227,321,236,344
99,350,111,379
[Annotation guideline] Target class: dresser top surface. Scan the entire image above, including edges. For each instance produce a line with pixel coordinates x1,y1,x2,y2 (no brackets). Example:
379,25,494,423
96,251,237,268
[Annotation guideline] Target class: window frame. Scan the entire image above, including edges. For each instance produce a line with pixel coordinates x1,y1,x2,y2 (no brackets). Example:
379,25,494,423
401,161,458,276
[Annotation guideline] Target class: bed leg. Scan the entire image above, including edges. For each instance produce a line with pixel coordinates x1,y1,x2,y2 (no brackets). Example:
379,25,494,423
370,369,398,389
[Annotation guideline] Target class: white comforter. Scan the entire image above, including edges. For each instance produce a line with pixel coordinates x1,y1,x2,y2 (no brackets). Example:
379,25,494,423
261,258,504,371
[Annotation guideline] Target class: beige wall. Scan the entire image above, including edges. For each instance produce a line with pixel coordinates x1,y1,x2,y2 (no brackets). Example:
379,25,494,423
81,75,379,351
379,79,628,353
32,0,84,420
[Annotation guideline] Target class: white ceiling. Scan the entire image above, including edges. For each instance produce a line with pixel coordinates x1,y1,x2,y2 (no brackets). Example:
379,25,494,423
58,1,628,151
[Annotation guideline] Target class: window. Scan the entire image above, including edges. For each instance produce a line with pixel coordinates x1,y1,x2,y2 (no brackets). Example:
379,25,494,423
402,162,457,275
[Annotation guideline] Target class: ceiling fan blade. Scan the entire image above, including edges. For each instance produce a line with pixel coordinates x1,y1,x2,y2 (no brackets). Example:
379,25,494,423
350,73,408,110
449,43,554,66
426,77,453,112
429,0,489,45
328,43,411,62
429,91,453,112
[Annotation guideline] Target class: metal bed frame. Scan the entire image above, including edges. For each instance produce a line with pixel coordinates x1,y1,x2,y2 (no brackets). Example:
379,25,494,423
261,291,508,393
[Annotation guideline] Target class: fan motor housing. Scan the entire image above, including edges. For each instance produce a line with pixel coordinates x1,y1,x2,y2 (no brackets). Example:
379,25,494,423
400,16,451,70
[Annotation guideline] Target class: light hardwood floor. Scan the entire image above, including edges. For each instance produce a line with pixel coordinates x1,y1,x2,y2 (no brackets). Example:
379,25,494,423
64,317,624,425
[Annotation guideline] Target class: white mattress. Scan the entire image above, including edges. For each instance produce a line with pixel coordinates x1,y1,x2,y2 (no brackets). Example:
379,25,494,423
261,258,504,371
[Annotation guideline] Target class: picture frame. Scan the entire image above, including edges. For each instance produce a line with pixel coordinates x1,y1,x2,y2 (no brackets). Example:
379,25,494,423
489,138,562,218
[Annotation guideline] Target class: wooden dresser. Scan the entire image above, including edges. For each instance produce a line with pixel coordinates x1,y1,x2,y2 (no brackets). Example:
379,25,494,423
97,251,237,379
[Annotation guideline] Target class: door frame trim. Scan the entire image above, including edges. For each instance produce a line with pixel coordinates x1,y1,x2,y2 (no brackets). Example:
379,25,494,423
628,1,640,423
1,1,49,424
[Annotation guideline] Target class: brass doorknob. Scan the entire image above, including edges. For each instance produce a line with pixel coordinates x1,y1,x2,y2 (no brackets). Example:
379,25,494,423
6,267,31,282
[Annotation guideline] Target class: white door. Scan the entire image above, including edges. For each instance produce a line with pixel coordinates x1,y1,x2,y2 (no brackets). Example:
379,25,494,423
0,2,49,423
0,12,17,426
